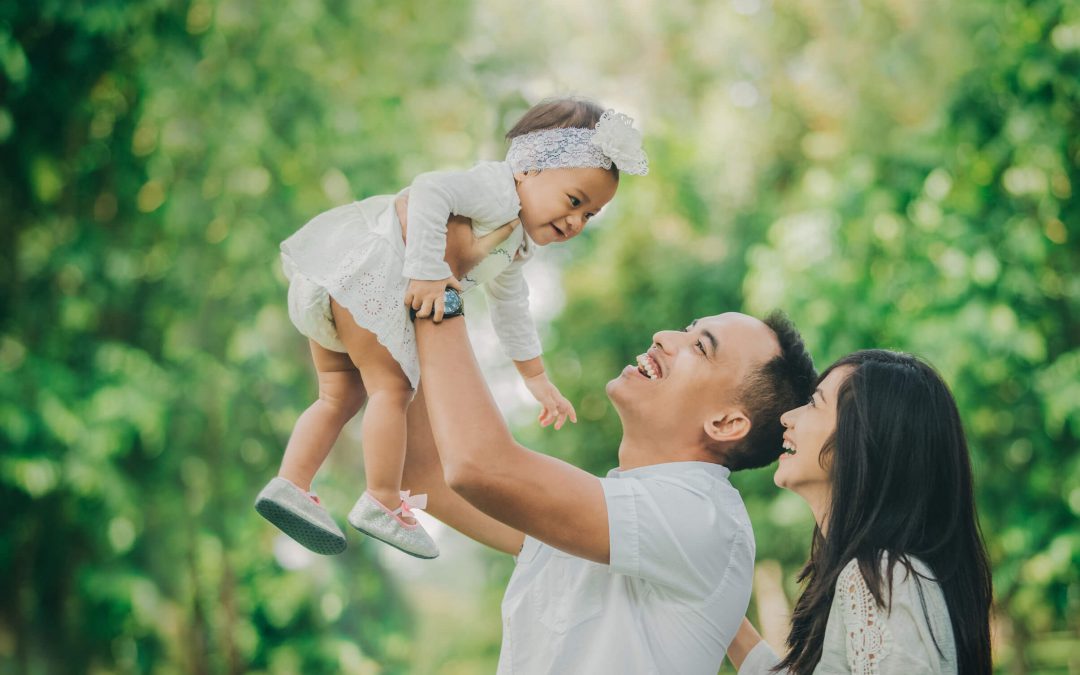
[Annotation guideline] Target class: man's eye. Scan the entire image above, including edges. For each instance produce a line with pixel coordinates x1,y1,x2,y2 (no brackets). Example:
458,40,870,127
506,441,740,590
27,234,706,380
696,341,706,354
569,196,581,207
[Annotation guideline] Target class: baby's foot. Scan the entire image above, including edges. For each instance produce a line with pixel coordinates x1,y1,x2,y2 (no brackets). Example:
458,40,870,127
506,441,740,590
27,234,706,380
347,491,439,559
255,477,347,555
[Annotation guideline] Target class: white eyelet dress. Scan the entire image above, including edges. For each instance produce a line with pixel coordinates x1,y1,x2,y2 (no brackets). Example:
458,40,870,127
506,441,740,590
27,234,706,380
280,161,542,388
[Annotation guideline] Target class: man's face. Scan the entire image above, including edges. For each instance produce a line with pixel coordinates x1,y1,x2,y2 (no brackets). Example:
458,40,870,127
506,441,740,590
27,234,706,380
606,313,781,451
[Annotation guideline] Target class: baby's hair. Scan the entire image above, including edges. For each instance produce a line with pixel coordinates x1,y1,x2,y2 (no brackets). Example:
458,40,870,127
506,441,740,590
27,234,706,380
505,98,619,179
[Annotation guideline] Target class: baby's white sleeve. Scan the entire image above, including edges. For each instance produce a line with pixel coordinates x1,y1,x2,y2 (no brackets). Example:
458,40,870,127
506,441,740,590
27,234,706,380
484,259,542,362
402,162,518,281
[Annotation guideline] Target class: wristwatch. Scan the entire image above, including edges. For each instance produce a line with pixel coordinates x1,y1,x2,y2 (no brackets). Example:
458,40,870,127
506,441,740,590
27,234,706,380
410,288,464,321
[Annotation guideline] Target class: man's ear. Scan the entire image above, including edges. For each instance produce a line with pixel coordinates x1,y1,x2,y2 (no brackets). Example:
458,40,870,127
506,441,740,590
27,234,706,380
704,410,751,443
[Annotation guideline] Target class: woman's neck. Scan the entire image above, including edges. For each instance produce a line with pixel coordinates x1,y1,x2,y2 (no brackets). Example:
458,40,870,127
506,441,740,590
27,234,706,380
800,486,831,536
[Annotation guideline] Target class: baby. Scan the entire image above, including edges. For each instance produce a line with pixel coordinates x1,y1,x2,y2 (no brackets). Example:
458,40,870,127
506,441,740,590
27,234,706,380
256,97,647,559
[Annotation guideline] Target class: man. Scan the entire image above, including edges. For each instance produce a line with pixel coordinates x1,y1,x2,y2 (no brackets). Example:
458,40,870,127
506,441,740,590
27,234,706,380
402,304,816,674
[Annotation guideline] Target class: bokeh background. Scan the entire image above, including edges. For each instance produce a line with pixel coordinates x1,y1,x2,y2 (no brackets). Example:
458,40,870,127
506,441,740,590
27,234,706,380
3,0,1078,673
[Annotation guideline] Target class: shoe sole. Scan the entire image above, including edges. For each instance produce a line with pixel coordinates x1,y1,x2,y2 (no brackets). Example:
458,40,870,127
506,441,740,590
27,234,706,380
255,497,347,555
348,520,439,560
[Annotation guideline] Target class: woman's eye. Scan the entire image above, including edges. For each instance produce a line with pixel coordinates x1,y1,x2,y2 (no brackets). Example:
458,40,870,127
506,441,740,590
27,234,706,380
569,196,581,207
807,395,817,408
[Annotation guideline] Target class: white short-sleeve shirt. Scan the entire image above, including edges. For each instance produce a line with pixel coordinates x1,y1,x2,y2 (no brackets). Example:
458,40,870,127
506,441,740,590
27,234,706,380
496,461,756,675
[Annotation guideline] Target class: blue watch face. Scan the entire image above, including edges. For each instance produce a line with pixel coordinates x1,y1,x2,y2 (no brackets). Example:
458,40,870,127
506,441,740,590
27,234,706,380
444,289,463,315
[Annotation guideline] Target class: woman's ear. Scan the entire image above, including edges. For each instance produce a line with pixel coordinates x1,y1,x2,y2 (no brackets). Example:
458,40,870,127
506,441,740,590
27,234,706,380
704,410,751,443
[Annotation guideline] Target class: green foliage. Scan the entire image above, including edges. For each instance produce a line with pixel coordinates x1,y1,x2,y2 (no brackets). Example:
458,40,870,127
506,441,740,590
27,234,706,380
2,0,1077,673
542,1,1080,672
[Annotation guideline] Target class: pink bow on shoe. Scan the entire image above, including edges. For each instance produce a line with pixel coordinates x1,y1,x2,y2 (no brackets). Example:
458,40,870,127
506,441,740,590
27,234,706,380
397,490,428,519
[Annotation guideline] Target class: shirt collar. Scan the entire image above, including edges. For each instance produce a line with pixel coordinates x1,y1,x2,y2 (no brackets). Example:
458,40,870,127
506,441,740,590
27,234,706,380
605,460,731,482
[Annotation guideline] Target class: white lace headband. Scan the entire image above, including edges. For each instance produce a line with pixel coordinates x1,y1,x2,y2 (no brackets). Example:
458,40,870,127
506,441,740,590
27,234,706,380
505,109,649,176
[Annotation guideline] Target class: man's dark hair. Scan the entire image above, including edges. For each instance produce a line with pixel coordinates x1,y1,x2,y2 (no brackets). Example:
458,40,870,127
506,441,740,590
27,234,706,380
719,310,816,471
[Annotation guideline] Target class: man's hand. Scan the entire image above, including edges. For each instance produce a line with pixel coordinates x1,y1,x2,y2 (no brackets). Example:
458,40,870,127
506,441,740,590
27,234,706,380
405,276,463,322
523,372,578,430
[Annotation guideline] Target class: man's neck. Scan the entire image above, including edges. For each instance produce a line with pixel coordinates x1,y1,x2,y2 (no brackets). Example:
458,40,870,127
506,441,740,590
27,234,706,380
616,433,716,471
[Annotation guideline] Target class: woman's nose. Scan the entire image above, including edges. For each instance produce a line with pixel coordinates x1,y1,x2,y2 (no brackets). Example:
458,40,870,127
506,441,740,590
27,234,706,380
780,407,796,428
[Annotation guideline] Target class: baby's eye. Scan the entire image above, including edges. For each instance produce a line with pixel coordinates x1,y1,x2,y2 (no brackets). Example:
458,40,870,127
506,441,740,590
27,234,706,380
585,212,595,221
569,196,581,207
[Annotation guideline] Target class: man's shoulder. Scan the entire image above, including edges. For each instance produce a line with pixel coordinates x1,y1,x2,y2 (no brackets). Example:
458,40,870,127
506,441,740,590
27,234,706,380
603,462,752,535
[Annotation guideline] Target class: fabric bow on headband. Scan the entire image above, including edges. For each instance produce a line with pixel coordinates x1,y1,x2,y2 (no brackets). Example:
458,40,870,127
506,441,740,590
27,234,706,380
506,109,649,176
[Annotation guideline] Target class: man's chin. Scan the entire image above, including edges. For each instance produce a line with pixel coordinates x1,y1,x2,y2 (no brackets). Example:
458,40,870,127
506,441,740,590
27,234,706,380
605,375,633,411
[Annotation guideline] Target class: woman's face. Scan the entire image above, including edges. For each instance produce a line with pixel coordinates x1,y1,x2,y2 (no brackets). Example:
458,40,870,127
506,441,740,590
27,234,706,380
773,366,853,500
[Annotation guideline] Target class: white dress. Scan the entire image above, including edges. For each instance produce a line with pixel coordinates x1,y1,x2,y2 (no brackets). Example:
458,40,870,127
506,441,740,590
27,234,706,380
738,556,957,675
280,161,542,387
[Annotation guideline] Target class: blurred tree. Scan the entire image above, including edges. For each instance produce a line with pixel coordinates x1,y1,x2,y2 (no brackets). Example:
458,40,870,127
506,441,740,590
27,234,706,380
0,0,485,672
2,0,1077,673
537,1,1079,673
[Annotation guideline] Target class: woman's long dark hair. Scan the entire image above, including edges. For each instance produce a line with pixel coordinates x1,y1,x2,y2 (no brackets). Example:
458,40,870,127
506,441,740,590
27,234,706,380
777,350,993,674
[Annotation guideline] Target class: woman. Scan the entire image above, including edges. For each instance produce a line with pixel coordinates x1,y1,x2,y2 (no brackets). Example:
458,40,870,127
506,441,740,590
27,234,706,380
728,350,993,674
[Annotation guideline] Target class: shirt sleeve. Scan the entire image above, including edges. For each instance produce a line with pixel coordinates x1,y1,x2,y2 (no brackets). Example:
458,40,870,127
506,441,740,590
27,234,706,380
737,641,784,675
402,162,519,281
484,258,542,362
601,475,747,600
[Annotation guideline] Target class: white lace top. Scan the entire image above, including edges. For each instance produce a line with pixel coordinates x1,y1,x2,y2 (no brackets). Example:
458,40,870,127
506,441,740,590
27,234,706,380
738,557,957,675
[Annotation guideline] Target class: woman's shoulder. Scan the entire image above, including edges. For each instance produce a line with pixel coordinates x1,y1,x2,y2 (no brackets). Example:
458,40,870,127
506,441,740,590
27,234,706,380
838,553,937,588
832,555,955,674
835,554,947,626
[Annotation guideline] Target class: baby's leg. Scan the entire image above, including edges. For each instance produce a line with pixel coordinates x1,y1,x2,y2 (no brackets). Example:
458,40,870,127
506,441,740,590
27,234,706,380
279,342,367,491
331,298,416,519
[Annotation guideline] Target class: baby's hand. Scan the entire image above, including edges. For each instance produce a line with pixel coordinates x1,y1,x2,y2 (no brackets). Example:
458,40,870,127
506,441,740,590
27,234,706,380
523,372,578,431
405,276,463,322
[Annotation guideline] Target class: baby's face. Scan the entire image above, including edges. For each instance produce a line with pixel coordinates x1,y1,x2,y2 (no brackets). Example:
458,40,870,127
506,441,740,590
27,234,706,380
514,167,618,246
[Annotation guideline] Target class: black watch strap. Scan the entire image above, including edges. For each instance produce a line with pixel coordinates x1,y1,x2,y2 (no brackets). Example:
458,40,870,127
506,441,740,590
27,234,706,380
410,288,464,321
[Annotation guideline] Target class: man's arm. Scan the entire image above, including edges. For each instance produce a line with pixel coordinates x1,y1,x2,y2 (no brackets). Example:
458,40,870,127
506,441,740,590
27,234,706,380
402,386,526,556
414,316,611,564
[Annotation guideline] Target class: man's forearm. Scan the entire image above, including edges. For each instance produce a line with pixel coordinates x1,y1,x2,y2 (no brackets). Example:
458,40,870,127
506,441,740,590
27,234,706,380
414,316,519,484
414,315,612,563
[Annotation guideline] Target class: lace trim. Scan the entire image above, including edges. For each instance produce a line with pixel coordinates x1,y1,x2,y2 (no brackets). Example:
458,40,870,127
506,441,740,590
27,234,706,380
838,560,894,674
505,110,648,176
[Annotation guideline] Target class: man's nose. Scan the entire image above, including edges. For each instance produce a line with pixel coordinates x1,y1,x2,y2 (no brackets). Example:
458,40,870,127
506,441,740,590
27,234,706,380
651,330,680,352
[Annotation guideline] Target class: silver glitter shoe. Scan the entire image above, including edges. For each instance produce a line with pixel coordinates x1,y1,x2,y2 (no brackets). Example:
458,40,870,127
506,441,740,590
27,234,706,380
347,491,439,559
255,477,347,555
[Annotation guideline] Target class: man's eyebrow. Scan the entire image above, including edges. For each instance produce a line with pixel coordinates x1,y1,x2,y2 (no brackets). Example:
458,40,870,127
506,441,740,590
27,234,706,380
702,329,718,356
687,320,718,356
